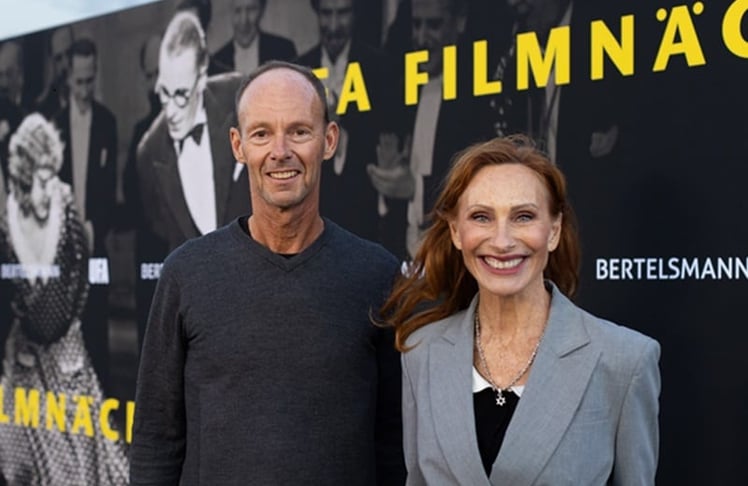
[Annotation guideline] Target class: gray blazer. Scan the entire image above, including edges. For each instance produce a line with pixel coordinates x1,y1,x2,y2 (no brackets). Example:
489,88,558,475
401,283,660,485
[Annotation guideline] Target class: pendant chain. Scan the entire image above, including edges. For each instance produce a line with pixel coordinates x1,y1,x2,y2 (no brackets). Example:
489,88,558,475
474,308,545,406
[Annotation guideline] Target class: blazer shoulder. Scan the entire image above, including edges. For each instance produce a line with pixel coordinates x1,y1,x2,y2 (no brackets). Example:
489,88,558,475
295,45,321,68
260,31,297,58
404,308,469,352
136,113,167,164
579,307,660,370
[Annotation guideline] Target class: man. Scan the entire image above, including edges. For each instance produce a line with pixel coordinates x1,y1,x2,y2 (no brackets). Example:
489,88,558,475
0,41,24,111
55,38,117,258
0,41,25,180
367,0,495,259
208,0,296,75
130,60,405,485
123,34,167,350
136,12,250,254
36,26,74,119
494,0,620,165
297,0,394,242
54,37,118,392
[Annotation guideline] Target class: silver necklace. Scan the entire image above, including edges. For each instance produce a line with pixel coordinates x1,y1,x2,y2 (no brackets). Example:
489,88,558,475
474,309,544,406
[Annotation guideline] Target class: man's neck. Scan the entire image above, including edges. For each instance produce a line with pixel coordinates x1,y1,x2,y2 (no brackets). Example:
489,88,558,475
72,97,91,114
235,32,259,50
247,206,325,255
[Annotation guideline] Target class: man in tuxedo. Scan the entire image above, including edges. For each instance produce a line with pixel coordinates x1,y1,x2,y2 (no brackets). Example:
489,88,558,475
55,38,117,258
367,0,495,259
136,11,250,254
208,0,296,75
37,26,74,119
53,37,118,393
0,41,24,113
495,0,621,166
297,0,394,242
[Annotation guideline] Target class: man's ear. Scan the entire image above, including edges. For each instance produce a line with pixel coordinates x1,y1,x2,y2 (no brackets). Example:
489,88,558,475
323,121,340,160
230,127,244,163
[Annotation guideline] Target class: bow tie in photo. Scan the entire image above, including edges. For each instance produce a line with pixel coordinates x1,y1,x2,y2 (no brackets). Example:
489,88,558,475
178,123,205,153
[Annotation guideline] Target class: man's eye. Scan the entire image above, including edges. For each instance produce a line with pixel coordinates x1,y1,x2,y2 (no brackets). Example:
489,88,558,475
292,128,311,139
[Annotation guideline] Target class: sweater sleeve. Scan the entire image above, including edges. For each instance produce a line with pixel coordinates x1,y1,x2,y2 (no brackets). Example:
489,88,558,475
375,324,407,485
129,261,187,486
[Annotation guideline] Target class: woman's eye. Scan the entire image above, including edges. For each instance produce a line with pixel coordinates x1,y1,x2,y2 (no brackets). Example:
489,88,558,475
516,212,534,222
470,213,489,223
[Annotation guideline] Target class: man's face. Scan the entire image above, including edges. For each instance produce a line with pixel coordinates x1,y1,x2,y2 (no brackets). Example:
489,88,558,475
0,43,23,105
50,28,73,82
318,0,354,62
68,54,96,110
142,35,161,94
411,0,464,76
156,48,205,141
232,0,264,48
230,69,338,215
506,0,566,32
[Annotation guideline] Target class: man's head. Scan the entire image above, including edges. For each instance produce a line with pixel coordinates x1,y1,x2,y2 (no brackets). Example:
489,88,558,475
67,38,97,111
312,0,355,63
176,0,213,32
50,26,73,84
231,0,265,49
157,11,208,141
140,34,162,94
410,0,466,76
506,0,570,33
0,41,24,105
230,61,338,215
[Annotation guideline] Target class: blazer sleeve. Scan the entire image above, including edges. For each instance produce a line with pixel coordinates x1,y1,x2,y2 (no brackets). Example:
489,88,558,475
612,338,661,485
401,352,426,486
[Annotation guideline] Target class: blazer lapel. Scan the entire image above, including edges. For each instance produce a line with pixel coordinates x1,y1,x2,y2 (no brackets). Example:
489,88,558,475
152,124,198,241
490,286,600,486
429,297,492,486
204,84,233,225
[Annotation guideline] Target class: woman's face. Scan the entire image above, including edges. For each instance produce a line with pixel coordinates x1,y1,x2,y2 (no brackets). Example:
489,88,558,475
449,163,561,300
29,166,54,222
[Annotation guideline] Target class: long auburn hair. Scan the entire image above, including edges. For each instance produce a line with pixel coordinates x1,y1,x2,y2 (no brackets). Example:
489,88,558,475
380,135,581,351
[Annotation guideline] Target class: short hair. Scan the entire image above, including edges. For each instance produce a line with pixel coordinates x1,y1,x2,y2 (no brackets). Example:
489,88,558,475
139,34,162,72
176,0,213,31
0,40,23,67
48,25,73,53
7,112,64,195
68,37,97,62
380,135,581,351
310,0,356,12
234,60,329,125
162,11,208,71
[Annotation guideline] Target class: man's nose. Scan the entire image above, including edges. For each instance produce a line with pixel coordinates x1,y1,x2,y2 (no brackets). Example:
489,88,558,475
413,23,427,49
270,134,290,159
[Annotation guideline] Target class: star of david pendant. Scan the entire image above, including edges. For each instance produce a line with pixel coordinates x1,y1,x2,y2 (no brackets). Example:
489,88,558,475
495,389,506,406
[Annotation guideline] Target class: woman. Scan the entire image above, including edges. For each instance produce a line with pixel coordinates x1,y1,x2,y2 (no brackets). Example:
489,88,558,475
381,135,660,485
0,113,128,485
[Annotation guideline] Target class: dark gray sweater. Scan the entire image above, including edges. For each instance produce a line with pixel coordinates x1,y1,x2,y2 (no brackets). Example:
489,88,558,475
130,217,405,485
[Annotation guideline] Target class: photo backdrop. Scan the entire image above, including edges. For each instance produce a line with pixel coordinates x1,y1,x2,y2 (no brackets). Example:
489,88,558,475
1,0,747,484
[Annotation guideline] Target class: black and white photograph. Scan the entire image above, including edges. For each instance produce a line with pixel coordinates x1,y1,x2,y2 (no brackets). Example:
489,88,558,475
1,0,748,484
